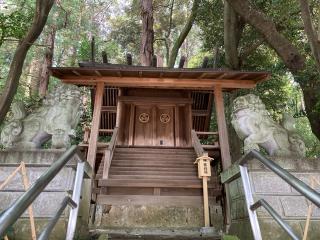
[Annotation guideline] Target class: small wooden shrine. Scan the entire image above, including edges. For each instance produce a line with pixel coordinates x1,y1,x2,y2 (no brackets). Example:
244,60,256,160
51,62,269,229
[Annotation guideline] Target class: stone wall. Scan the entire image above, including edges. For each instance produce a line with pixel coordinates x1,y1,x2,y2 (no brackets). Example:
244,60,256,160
0,149,78,240
221,156,320,240
94,196,224,231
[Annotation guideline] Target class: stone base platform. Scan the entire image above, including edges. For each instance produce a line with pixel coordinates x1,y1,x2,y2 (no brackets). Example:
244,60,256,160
93,195,223,230
221,156,320,240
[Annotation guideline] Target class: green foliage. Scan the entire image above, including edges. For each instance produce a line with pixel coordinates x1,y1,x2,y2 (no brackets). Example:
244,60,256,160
0,7,33,46
196,0,224,50
79,39,91,61
295,117,320,158
222,235,240,240
108,14,141,59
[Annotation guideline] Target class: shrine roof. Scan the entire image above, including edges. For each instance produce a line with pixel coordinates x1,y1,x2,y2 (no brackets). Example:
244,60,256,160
50,65,270,91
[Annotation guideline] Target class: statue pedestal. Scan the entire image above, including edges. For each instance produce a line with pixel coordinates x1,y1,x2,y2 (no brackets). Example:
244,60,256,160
222,156,320,240
0,149,78,239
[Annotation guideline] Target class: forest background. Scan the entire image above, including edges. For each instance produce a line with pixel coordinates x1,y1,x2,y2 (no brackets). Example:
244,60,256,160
0,0,319,158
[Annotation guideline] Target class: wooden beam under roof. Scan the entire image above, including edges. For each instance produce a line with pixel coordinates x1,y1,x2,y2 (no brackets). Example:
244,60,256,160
58,76,258,90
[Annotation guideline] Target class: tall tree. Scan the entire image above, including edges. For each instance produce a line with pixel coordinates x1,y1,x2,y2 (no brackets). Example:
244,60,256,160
140,0,154,66
223,1,244,70
225,0,320,141
0,0,55,124
38,27,56,97
168,0,200,67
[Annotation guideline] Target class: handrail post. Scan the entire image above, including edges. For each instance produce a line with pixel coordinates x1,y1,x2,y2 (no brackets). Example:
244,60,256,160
251,200,299,240
66,161,85,240
239,164,262,240
38,197,76,240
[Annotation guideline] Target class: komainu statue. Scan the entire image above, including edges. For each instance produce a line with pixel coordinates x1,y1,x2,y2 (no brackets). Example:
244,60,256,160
0,84,82,149
231,94,306,157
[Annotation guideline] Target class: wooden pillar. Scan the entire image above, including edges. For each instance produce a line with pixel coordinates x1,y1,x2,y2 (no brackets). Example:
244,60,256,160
214,85,232,229
214,85,231,170
87,82,104,169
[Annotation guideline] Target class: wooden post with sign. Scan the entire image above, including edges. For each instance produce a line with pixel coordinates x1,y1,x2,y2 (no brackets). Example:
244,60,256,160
194,155,213,227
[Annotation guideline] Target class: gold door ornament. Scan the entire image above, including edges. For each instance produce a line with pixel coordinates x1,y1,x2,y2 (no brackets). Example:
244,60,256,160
139,113,150,123
160,113,170,123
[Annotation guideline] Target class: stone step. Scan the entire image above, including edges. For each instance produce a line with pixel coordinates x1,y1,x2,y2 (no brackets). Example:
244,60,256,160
96,195,217,206
90,227,221,240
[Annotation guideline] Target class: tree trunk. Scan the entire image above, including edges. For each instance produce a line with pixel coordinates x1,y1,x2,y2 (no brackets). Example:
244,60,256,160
224,1,241,69
301,85,320,140
39,27,56,97
168,0,200,68
0,0,54,124
26,57,41,97
299,0,320,68
140,0,154,66
225,0,305,71
223,1,245,160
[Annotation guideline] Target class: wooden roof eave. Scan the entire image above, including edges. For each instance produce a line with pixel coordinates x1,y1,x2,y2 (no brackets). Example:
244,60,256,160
50,67,270,91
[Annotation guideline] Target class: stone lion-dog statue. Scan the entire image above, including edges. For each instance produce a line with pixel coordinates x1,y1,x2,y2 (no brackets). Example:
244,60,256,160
0,84,82,149
231,94,306,157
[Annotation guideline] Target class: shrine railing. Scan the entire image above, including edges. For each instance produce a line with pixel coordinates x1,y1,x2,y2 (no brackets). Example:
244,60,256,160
102,127,118,179
191,130,207,157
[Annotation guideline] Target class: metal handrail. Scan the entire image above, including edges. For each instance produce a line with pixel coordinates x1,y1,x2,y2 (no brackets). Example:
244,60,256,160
250,199,299,240
0,145,91,239
239,150,320,240
66,161,88,239
38,196,76,240
240,150,320,208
